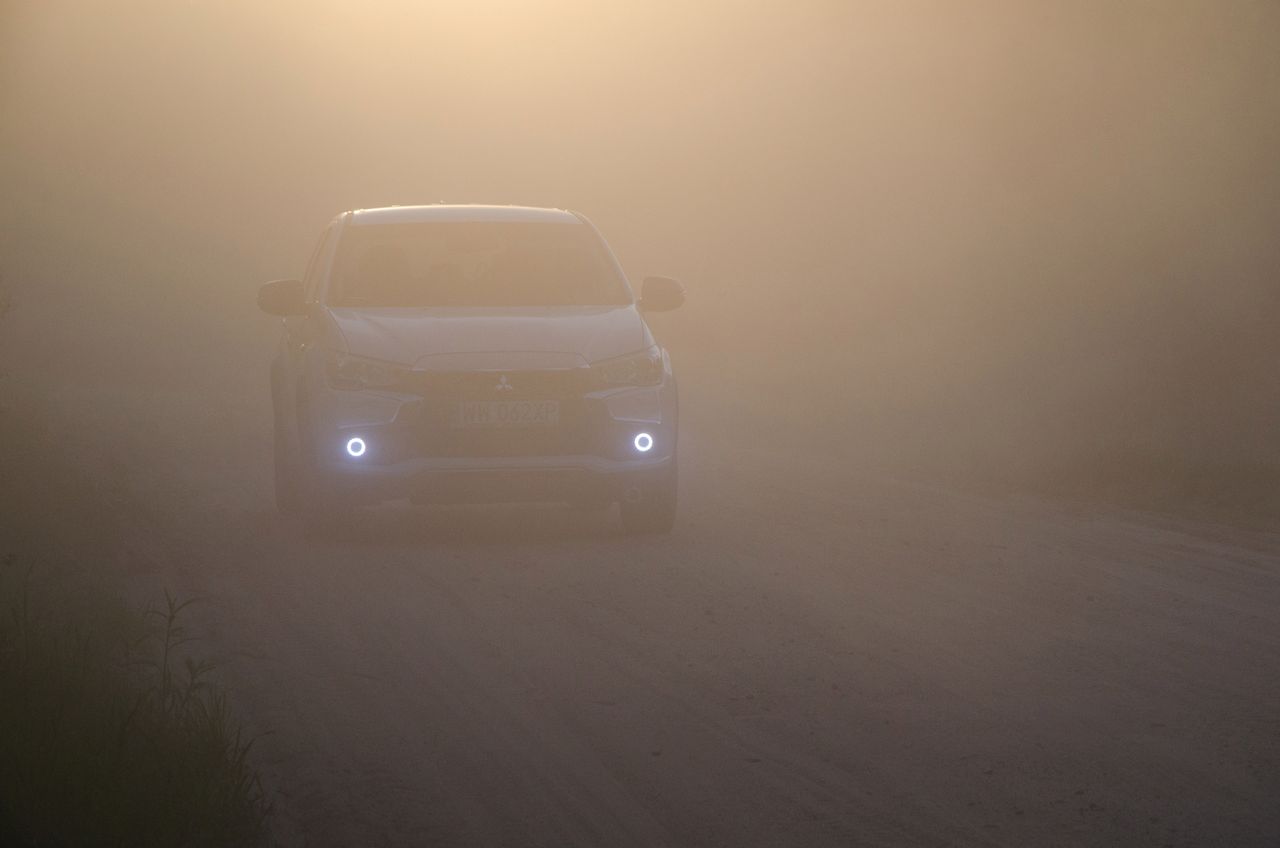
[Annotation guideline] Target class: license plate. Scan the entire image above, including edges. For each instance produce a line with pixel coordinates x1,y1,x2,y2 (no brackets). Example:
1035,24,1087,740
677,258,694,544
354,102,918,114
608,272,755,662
451,400,560,428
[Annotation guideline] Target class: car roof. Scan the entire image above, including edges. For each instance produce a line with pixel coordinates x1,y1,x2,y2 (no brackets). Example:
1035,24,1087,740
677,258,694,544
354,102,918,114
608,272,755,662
347,205,580,226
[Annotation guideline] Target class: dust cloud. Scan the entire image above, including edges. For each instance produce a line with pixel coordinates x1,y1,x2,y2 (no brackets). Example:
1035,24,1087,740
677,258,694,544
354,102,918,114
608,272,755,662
5,5,1280,845
3,0,1279,501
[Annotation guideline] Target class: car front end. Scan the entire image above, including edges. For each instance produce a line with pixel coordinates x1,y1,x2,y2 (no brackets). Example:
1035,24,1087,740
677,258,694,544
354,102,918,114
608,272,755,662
262,205,684,532
305,344,677,507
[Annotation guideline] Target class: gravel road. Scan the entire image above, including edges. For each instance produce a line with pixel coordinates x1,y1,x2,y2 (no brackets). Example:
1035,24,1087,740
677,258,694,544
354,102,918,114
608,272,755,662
4,297,1279,847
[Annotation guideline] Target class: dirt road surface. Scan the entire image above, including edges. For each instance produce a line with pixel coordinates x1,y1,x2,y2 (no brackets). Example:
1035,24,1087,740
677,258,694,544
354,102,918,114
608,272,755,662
4,293,1279,847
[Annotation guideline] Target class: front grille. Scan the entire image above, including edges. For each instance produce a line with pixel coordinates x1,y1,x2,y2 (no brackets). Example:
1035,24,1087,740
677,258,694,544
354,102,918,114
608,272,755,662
407,368,591,400
408,369,606,459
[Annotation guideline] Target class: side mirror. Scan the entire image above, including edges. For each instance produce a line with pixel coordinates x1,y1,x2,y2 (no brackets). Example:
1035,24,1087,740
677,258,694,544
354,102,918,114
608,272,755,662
638,276,685,312
258,279,306,316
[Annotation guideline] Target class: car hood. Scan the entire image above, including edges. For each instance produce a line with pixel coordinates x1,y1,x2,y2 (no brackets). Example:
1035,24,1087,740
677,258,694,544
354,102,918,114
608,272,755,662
327,305,649,369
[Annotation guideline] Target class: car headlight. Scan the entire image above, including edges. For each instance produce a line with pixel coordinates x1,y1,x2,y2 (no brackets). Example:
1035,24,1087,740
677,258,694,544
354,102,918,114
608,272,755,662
326,352,410,390
592,346,664,387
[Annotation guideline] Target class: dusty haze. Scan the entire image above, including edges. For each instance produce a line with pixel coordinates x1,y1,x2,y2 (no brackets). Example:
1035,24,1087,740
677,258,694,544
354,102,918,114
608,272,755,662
3,3,1280,846
4,0,1278,498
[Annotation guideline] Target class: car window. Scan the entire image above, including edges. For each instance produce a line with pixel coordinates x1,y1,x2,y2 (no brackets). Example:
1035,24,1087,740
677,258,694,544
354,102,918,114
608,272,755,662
302,225,336,303
328,222,631,308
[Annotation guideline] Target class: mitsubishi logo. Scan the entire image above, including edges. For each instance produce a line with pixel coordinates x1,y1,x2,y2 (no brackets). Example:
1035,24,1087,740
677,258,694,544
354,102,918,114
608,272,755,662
494,374,514,392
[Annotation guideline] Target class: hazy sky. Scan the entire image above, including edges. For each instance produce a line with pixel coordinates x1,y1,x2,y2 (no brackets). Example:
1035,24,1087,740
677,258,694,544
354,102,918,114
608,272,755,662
3,0,1278,470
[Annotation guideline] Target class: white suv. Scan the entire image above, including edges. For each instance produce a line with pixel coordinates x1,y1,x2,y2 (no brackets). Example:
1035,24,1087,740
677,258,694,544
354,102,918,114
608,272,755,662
258,205,684,534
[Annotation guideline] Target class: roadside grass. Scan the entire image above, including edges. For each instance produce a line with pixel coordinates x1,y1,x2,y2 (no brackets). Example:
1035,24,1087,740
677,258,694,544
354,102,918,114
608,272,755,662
0,282,270,845
0,558,270,847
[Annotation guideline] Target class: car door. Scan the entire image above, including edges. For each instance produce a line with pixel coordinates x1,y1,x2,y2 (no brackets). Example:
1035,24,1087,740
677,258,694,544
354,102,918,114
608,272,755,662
274,223,337,440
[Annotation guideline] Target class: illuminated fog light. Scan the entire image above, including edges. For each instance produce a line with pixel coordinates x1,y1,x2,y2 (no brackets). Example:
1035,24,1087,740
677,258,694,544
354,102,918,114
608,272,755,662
345,437,367,458
633,432,654,453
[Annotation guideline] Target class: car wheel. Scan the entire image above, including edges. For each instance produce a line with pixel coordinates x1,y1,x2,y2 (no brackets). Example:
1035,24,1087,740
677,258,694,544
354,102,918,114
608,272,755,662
275,413,351,532
273,416,304,515
619,463,677,535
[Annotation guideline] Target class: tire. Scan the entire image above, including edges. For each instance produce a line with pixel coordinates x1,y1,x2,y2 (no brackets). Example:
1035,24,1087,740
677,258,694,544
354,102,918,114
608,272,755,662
274,411,350,533
273,416,304,515
619,463,678,535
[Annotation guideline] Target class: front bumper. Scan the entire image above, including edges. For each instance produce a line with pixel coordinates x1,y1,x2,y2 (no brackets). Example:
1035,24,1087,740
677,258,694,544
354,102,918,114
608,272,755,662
319,455,675,505
305,376,677,504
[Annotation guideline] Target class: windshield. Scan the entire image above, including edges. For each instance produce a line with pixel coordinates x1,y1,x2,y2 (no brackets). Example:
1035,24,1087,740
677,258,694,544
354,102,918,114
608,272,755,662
327,221,632,308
